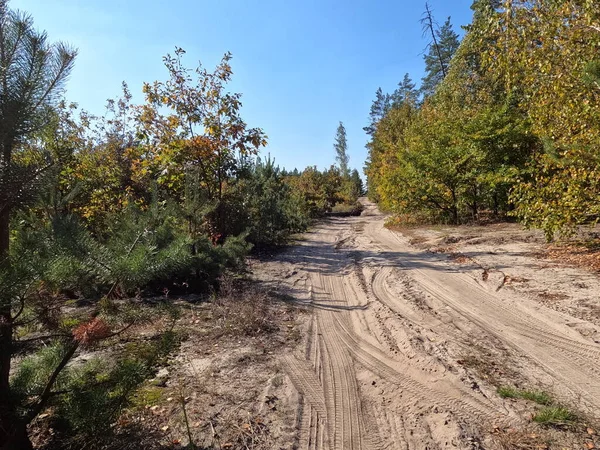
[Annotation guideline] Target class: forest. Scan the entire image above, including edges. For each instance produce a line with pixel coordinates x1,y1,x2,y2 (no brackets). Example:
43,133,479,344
365,0,600,240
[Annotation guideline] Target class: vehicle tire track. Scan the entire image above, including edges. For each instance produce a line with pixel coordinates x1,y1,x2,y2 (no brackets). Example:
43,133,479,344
368,224,600,412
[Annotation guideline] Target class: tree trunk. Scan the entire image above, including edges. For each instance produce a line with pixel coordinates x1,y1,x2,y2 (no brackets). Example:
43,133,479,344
0,133,27,448
0,204,21,449
451,206,459,225
450,189,459,225
0,418,34,450
493,191,499,217
0,311,32,450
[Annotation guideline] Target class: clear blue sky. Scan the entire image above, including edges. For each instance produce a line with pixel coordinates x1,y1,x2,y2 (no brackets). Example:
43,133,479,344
13,0,474,173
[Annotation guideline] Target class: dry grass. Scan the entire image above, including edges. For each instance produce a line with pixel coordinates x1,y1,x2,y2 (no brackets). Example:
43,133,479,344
211,278,280,338
32,276,303,450
457,343,521,388
536,291,570,302
491,427,551,450
448,252,472,264
544,239,600,273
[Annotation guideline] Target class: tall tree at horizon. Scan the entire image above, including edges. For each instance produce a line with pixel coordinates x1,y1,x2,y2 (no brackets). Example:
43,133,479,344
392,73,419,107
363,88,391,136
420,13,461,98
334,121,350,178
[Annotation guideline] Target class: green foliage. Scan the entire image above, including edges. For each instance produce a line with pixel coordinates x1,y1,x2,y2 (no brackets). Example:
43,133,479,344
497,386,553,405
61,331,178,441
475,0,600,238
391,73,419,108
420,16,460,98
366,0,598,237
10,344,69,403
230,157,312,246
533,406,577,427
0,3,77,221
349,169,364,199
510,150,600,240
364,87,391,136
0,8,291,444
286,165,359,218
11,326,180,444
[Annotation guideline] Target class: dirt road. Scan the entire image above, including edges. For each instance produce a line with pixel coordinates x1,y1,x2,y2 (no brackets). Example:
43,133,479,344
255,200,600,449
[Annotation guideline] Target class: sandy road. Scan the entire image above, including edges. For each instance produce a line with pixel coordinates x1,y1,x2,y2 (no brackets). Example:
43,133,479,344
270,201,600,449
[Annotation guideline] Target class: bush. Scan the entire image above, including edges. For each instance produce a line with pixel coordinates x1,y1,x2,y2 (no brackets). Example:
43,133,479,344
533,406,577,427
329,202,364,216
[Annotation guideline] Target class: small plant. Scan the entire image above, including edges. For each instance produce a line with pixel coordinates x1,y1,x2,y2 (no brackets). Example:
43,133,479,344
497,386,520,399
129,385,165,411
497,386,552,405
519,390,552,406
533,406,577,427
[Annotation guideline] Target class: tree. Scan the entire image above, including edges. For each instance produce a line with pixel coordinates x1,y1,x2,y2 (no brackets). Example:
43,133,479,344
420,13,460,98
364,100,417,204
349,169,364,199
0,2,76,447
392,73,419,107
0,2,76,257
238,157,310,246
363,87,391,136
334,121,350,178
135,48,267,241
477,0,600,238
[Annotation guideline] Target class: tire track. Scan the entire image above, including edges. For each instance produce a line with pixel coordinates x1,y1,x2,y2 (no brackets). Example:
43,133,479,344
279,202,600,449
369,222,600,412
315,272,370,450
283,354,327,416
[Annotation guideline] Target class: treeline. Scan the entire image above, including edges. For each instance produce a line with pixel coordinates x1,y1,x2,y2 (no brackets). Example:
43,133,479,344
365,0,600,239
0,3,361,447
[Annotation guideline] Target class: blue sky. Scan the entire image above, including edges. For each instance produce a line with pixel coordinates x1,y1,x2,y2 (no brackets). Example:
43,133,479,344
13,0,474,173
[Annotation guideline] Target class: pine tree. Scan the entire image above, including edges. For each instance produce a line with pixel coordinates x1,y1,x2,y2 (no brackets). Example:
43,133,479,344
350,169,364,199
392,73,419,107
334,122,350,178
363,88,391,136
420,14,461,98
0,2,76,447
469,0,502,23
